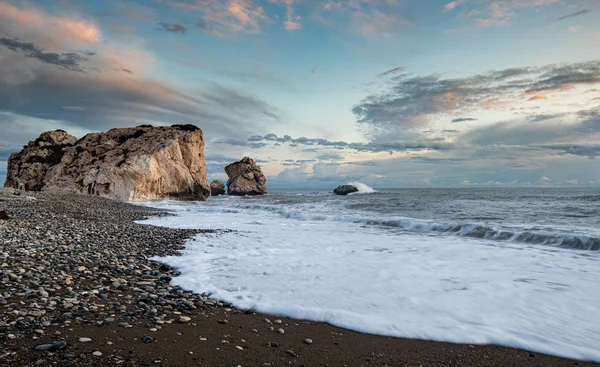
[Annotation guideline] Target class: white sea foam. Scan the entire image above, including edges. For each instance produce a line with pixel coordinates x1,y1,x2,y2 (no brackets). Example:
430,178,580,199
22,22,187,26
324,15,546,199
346,181,376,194
141,199,600,362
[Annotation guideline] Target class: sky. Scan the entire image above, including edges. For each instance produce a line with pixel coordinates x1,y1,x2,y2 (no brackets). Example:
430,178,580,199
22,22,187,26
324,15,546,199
0,0,599,188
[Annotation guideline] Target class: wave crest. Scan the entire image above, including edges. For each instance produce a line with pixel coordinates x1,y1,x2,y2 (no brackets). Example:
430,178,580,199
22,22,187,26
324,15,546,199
346,182,376,194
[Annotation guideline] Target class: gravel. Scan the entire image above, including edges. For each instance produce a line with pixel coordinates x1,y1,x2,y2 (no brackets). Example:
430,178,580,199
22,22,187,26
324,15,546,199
0,188,230,365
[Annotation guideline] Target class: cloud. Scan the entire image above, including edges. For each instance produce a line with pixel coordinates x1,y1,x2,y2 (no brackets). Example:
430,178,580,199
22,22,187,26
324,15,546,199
451,117,477,123
353,60,600,141
269,0,302,30
239,133,454,153
556,9,590,22
379,66,405,77
162,0,267,36
540,144,600,158
450,0,567,27
0,1,101,50
0,37,89,72
0,2,281,144
158,22,186,34
528,94,547,101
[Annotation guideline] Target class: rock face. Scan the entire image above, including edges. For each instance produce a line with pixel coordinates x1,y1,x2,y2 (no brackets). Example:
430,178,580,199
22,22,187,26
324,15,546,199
5,130,78,191
4,125,210,202
210,180,225,196
333,184,359,195
224,157,266,196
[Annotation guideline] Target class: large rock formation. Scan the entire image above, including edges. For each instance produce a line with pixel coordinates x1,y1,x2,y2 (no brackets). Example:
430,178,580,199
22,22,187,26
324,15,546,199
224,157,266,196
4,125,210,202
210,180,225,196
333,184,359,195
5,130,78,191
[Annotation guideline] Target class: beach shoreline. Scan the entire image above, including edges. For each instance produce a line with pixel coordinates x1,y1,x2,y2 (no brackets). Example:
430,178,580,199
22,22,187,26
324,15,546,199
0,189,597,366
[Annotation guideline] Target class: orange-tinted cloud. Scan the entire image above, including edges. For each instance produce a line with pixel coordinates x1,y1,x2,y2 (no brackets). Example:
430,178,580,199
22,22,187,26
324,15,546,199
0,1,100,50
528,94,547,101
159,0,268,36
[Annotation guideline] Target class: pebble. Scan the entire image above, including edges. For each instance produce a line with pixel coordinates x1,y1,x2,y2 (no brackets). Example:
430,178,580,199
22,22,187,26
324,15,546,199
236,346,243,350
92,351,103,356
34,344,54,351
286,350,297,357
143,336,154,344
304,339,313,344
79,337,92,342
52,341,67,350
273,319,282,324
0,190,224,365
277,328,285,334
217,319,229,324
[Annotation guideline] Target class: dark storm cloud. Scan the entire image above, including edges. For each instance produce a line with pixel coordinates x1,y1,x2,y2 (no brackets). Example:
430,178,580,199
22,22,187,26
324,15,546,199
352,60,600,140
158,22,186,34
451,117,477,123
0,37,88,72
556,9,591,22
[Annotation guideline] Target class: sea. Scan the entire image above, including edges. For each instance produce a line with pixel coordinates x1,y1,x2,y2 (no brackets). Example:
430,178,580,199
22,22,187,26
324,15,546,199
139,184,600,362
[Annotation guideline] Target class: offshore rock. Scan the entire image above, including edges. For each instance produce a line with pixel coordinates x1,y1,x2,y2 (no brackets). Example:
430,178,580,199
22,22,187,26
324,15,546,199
210,180,226,196
224,157,266,196
333,184,359,195
4,125,210,202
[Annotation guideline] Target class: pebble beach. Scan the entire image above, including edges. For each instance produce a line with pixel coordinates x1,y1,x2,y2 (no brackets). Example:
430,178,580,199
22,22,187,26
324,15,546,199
0,189,598,367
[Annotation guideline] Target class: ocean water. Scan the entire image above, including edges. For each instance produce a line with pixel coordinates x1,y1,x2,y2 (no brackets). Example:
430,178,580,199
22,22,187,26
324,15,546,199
140,186,600,361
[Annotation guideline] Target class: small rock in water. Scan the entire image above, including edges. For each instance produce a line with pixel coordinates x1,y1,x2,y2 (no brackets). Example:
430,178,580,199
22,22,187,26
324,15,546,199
304,339,313,344
143,336,154,344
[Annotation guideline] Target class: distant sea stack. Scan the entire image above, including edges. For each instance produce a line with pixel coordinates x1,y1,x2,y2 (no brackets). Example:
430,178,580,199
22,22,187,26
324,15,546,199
4,125,210,202
333,184,359,195
210,179,225,196
224,157,267,196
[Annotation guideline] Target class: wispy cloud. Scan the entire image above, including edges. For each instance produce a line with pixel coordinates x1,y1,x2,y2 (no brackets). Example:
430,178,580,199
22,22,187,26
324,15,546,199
451,117,477,123
556,9,590,22
353,60,600,141
162,0,267,36
0,37,89,72
379,66,405,77
158,22,186,34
